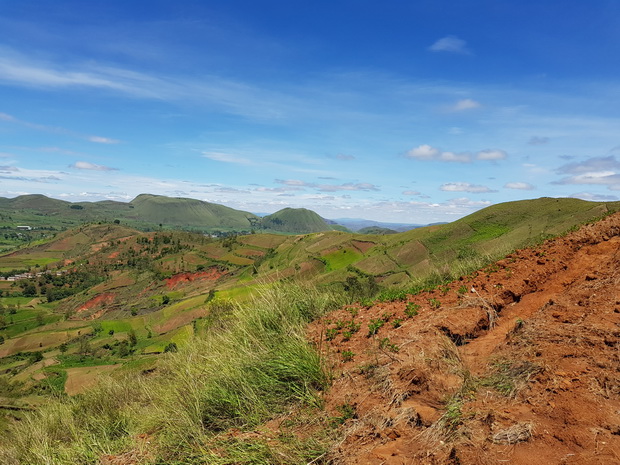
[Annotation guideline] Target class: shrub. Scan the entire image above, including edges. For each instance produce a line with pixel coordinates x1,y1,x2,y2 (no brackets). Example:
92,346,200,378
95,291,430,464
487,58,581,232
367,318,385,337
404,302,420,317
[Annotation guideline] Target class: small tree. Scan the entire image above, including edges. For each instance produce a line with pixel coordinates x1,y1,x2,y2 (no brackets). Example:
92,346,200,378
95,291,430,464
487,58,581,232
128,329,138,347
164,342,178,353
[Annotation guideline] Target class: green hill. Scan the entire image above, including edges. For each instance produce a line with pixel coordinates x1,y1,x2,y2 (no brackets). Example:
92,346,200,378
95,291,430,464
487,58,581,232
357,226,398,235
127,194,258,230
261,208,336,234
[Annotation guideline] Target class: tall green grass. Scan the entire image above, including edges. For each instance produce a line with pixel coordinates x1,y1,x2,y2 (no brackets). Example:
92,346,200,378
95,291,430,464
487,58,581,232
0,284,345,464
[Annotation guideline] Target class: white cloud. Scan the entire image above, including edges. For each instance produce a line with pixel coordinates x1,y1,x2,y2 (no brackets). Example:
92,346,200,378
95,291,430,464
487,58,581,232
0,165,18,172
556,156,620,174
71,161,117,171
556,171,620,186
402,190,421,196
440,182,496,193
476,149,507,160
554,156,620,190
504,182,535,190
88,136,120,144
450,98,481,111
407,145,506,163
406,144,440,160
569,192,619,201
428,36,471,54
440,151,471,163
406,144,471,163
334,154,355,161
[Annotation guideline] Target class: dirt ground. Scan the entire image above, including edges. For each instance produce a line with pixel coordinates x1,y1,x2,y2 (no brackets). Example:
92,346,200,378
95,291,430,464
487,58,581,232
310,212,620,464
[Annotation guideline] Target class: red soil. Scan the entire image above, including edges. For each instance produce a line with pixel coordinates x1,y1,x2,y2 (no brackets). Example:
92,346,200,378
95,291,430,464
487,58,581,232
165,268,226,289
75,292,116,315
310,212,620,464
351,240,377,254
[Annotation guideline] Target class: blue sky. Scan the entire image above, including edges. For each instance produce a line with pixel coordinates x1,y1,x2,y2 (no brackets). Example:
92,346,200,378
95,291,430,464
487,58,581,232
1,1,620,223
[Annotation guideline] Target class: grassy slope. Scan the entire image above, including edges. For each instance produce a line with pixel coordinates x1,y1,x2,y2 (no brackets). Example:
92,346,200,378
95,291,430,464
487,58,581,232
261,207,336,233
128,194,258,230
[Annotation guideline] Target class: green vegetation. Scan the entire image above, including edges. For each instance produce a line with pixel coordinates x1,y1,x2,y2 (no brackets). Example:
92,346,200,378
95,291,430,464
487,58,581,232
404,302,420,317
0,284,345,464
367,318,385,337
260,207,337,234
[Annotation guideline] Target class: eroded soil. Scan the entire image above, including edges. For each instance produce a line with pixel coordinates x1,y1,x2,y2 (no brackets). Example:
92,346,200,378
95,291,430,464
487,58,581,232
311,212,620,464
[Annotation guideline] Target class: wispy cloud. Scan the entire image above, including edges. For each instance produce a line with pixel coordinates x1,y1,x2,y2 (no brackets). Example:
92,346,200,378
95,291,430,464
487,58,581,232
70,161,118,171
440,182,496,193
0,47,295,121
334,154,355,161
202,151,253,165
0,110,119,144
88,136,120,144
504,182,535,190
402,190,421,195
476,149,507,161
428,36,471,54
528,136,549,145
275,179,379,192
449,98,481,112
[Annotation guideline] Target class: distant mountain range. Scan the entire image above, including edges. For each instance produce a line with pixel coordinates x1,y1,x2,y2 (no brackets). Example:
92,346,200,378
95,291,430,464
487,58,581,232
0,193,443,236
327,218,441,232
0,193,344,235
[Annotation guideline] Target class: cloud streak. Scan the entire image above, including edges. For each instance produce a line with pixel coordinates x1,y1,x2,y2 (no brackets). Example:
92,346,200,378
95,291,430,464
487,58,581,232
275,179,379,192
440,182,496,193
504,182,535,190
428,36,471,54
70,161,118,171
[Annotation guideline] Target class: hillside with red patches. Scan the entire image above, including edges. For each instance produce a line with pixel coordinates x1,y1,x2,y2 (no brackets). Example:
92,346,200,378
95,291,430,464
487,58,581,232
74,292,116,316
165,268,226,289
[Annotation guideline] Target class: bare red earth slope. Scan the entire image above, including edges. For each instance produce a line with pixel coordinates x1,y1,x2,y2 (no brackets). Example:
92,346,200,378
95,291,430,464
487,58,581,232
312,212,620,464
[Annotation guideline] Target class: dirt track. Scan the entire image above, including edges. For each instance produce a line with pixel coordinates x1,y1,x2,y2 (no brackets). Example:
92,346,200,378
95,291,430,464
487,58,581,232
312,212,620,464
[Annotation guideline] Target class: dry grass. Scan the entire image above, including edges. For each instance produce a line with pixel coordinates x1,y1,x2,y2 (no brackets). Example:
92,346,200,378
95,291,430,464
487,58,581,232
491,422,533,445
